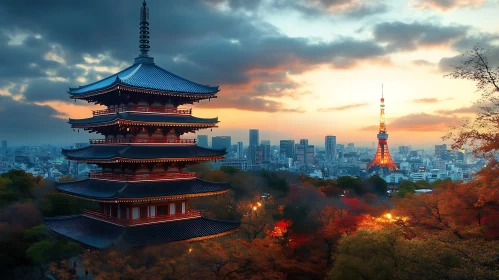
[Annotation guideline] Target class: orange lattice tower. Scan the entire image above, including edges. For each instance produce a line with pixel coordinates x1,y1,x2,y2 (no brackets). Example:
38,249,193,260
367,86,398,171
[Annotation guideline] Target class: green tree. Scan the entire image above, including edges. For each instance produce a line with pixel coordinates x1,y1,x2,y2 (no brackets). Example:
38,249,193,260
396,180,417,198
26,239,81,276
369,176,387,195
337,176,364,195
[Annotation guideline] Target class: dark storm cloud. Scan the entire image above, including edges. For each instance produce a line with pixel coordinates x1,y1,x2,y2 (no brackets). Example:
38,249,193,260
373,21,468,51
0,95,89,145
21,79,69,102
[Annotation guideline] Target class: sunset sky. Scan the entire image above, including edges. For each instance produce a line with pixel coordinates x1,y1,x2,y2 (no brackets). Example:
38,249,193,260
0,0,498,148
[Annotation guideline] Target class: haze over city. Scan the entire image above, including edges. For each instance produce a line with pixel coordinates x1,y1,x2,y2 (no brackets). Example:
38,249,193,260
1,0,498,147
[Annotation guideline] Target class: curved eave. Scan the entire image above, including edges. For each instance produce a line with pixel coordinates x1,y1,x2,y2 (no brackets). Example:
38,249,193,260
62,155,225,163
58,189,230,203
69,83,219,99
70,120,219,129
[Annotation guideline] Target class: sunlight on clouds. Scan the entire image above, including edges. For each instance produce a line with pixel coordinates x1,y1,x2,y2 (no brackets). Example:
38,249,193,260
44,51,65,64
34,101,104,119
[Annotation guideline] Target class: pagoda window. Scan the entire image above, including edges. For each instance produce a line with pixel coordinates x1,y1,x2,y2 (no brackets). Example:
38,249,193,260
132,207,140,220
169,203,175,215
149,205,156,217
175,202,182,214
181,202,186,214
157,205,168,216
140,206,148,218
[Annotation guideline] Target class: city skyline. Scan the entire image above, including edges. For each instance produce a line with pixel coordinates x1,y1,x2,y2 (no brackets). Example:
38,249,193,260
1,0,498,147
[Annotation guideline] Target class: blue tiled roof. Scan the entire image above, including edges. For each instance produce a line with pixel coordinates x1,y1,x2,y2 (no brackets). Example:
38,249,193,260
69,113,218,126
68,63,219,95
44,215,240,248
56,178,230,199
61,145,226,160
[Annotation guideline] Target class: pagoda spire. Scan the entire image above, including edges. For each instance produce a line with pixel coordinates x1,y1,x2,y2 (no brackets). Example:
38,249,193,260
135,0,154,64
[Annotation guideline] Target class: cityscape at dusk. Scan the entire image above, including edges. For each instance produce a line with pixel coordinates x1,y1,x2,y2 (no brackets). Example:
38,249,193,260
1,0,499,279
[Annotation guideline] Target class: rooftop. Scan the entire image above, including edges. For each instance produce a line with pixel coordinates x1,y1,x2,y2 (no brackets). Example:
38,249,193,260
68,62,219,96
45,215,240,248
69,112,218,127
56,178,230,200
61,145,226,162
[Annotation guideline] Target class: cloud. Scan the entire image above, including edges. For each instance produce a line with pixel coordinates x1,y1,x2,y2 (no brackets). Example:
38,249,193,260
412,0,486,11
317,102,368,112
435,104,478,114
296,0,389,19
373,21,468,51
0,95,88,146
412,97,453,103
360,113,461,131
439,36,499,72
200,96,306,113
413,59,436,67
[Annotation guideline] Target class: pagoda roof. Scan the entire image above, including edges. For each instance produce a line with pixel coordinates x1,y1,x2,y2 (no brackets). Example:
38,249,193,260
69,112,218,127
44,215,240,249
56,178,230,201
61,145,226,162
68,62,219,96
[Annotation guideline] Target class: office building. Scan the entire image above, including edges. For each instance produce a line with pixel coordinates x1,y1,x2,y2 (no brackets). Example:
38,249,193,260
325,136,336,162
237,142,244,159
280,140,295,159
435,144,447,159
212,136,231,150
197,135,209,148
248,129,259,163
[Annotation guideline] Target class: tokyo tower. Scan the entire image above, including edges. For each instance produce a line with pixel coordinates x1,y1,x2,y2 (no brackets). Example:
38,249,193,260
367,86,398,171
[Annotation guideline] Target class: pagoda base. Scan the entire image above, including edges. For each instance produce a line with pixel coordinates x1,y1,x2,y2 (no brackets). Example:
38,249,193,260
44,215,240,249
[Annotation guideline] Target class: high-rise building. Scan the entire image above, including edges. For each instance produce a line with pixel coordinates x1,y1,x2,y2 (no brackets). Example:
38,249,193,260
325,136,336,162
280,140,295,159
299,139,308,146
197,135,209,148
306,145,315,166
237,142,243,159
1,141,6,151
398,145,411,155
296,144,306,167
261,142,271,163
435,144,447,159
248,129,259,163
347,143,355,153
212,136,231,150
44,1,239,249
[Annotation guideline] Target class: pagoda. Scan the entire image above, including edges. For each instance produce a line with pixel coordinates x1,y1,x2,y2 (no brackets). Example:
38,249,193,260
367,87,398,172
44,1,239,249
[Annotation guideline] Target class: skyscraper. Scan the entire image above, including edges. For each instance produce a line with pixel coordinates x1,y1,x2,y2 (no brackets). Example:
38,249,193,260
248,129,259,163
398,145,411,155
212,136,231,150
280,140,295,159
261,140,271,163
435,144,447,159
299,139,308,146
237,142,243,159
325,136,336,162
197,135,209,148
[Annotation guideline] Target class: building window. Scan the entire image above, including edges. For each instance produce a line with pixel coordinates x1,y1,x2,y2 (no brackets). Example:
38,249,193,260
157,205,168,216
181,202,186,214
149,205,156,217
132,207,139,220
170,203,175,215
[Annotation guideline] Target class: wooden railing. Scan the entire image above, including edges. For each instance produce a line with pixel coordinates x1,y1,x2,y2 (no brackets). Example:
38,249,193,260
89,138,196,144
88,171,197,181
82,209,202,227
93,106,192,116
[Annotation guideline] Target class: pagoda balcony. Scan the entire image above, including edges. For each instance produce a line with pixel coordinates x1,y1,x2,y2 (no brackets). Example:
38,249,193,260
82,209,202,227
89,138,197,145
93,106,192,116
88,171,197,182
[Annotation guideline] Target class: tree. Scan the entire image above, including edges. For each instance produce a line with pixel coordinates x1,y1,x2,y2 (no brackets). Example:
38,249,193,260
27,239,81,277
396,180,417,198
337,176,364,195
444,45,499,155
369,176,387,195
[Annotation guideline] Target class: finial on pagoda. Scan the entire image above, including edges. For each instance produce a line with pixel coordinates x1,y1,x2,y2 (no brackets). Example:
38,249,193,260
135,0,154,64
